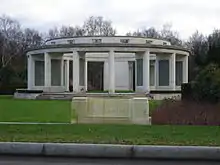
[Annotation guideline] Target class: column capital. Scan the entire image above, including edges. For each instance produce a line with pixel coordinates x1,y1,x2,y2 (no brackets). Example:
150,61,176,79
144,50,150,56
44,52,49,56
171,52,176,57
109,50,115,54
72,50,79,60
109,49,115,53
72,49,78,53
144,49,150,53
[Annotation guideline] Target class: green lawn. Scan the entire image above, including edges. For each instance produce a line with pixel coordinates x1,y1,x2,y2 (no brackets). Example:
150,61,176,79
0,96,71,123
0,95,161,123
0,124,220,146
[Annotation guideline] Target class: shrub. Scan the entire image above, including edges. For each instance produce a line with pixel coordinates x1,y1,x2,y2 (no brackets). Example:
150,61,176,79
151,99,220,125
181,83,193,101
0,84,27,95
192,63,220,103
149,100,162,116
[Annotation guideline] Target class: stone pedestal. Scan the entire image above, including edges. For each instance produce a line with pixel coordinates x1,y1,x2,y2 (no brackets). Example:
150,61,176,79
71,96,150,125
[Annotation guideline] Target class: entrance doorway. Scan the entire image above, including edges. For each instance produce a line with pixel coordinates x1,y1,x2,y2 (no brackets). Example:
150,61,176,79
132,61,136,91
87,61,104,91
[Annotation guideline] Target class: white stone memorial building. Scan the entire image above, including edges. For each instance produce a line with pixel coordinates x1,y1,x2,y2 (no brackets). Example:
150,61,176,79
26,36,189,94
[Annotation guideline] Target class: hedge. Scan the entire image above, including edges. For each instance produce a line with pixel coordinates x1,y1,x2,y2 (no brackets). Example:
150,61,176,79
0,84,27,95
151,99,220,125
181,83,193,101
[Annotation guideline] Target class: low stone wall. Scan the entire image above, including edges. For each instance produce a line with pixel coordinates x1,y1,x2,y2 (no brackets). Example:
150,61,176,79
72,97,150,125
151,93,181,100
14,92,41,100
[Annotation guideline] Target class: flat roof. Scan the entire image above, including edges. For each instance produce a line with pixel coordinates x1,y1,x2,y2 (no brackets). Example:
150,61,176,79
26,43,191,54
45,35,171,43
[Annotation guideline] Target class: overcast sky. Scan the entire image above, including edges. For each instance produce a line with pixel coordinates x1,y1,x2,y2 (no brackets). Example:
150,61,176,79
0,0,219,39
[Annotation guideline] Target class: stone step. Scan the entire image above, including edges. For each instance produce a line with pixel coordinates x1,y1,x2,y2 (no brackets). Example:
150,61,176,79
36,94,74,100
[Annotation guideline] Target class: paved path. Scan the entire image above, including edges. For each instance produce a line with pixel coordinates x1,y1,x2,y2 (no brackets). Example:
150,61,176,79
0,156,219,165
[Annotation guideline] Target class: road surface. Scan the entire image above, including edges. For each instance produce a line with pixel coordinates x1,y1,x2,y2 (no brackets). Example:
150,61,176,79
0,156,219,165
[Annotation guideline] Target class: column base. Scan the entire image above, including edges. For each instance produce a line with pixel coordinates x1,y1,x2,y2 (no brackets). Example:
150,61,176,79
108,90,115,94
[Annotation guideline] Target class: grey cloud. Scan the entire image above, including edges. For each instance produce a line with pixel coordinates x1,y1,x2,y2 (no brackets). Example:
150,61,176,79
1,0,220,39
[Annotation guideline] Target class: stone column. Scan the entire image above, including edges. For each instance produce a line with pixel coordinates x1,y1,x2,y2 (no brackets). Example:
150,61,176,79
84,59,88,92
65,60,69,92
143,50,150,93
61,58,64,86
155,58,159,89
170,53,176,90
44,52,51,88
183,55,188,83
108,49,115,94
128,61,133,91
27,54,33,90
72,50,80,93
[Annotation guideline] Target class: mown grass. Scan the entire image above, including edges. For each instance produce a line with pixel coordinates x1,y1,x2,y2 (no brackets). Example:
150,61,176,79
0,124,219,146
0,96,71,123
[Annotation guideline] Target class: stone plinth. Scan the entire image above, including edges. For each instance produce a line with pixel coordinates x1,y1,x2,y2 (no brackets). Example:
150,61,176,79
71,96,150,125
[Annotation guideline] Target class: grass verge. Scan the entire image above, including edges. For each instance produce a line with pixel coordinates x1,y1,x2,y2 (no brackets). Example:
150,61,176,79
0,124,220,146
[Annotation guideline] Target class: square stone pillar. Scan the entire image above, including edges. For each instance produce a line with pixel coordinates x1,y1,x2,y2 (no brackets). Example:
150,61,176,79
155,58,159,89
60,59,64,86
170,53,176,90
65,60,69,92
44,52,51,88
108,49,115,94
143,50,150,93
27,54,34,90
72,50,80,93
84,58,88,92
183,55,188,83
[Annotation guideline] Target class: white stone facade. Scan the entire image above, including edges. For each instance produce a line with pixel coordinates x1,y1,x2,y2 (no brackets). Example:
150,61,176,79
26,36,189,93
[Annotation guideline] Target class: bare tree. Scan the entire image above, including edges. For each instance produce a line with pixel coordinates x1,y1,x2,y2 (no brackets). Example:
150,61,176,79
23,28,42,47
48,27,59,39
59,25,85,37
128,23,183,46
187,30,207,54
83,16,116,36
127,27,161,38
126,29,142,37
160,23,182,46
0,15,44,85
46,16,116,39
0,15,23,68
141,27,161,38
126,32,132,36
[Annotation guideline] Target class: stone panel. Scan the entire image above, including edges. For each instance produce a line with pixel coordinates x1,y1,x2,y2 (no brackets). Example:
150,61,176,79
72,97,150,125
132,98,149,124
